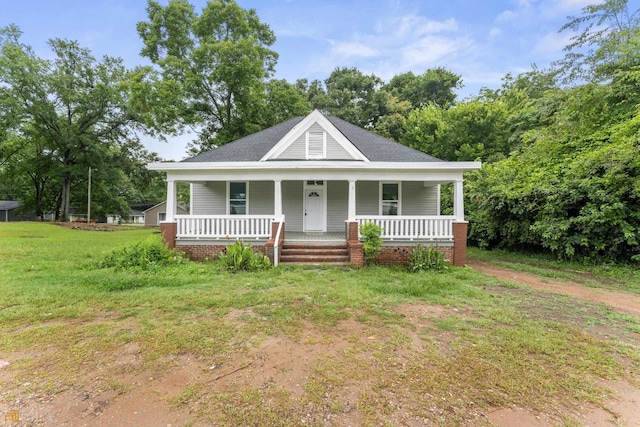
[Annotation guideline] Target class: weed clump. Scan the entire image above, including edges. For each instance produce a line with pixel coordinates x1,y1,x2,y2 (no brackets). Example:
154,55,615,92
96,238,186,271
408,244,447,272
219,240,271,271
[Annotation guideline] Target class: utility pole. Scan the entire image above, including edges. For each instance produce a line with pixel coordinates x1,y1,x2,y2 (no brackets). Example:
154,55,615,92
87,167,92,223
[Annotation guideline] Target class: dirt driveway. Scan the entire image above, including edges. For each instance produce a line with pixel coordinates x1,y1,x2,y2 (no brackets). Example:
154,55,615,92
467,259,640,427
467,259,640,318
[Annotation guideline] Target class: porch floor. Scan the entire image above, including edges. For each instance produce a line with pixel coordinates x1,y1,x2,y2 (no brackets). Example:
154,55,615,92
284,231,345,244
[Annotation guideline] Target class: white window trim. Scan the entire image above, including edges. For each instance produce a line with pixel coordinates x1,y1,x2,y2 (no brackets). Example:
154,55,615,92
227,181,249,215
157,212,166,224
303,180,327,232
305,130,326,160
379,181,402,215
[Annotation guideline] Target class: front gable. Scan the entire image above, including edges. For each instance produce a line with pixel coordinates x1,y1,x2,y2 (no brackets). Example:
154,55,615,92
261,110,369,162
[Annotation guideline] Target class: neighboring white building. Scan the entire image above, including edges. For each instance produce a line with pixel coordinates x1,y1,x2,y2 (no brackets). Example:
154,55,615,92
106,209,145,224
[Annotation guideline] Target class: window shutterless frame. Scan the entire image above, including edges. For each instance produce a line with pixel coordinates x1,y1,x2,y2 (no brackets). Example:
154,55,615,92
380,181,401,215
227,181,249,215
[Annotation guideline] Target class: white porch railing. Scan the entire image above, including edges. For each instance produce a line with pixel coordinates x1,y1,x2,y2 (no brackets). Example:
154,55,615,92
176,215,273,239
356,216,455,240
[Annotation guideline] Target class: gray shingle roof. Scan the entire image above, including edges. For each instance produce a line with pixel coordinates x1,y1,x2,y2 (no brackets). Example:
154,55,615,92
183,117,304,162
182,114,441,163
327,116,441,162
0,200,20,210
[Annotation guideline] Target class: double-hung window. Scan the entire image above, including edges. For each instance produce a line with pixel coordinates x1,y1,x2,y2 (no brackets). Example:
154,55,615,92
229,182,247,215
381,182,400,215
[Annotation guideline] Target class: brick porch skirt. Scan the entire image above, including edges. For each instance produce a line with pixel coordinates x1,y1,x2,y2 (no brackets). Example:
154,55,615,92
174,241,454,266
371,244,454,266
176,242,267,261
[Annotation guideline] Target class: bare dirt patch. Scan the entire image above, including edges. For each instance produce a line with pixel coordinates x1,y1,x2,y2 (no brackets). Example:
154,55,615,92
50,222,147,232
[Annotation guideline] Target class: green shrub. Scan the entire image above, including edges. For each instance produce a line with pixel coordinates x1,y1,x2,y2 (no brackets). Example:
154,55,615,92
360,222,383,264
408,244,447,272
96,238,186,271
219,240,271,271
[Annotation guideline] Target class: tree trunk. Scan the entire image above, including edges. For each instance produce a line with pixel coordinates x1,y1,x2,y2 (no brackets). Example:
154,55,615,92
60,176,72,222
33,175,44,219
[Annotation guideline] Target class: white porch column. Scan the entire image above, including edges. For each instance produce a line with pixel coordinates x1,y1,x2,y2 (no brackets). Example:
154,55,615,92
274,179,283,218
166,179,176,222
348,180,357,221
453,179,465,222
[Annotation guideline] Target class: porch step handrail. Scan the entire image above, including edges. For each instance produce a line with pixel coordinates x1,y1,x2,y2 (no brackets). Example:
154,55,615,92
176,215,273,239
273,214,285,267
355,215,455,240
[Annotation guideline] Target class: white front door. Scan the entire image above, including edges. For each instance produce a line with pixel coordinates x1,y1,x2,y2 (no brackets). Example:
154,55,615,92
304,187,325,231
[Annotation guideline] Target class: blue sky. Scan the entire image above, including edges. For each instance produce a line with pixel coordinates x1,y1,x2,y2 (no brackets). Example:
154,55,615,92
4,0,636,159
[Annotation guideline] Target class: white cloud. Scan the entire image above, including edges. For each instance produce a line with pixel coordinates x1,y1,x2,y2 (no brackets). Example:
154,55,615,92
400,36,473,69
534,30,576,54
496,10,518,22
331,40,379,59
395,15,458,37
488,27,503,38
304,13,469,78
555,0,593,11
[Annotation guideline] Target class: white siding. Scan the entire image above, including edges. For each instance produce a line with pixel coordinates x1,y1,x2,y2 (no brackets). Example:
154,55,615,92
402,182,439,215
278,134,306,159
191,182,226,215
282,181,303,232
327,181,348,232
249,181,274,215
356,181,379,215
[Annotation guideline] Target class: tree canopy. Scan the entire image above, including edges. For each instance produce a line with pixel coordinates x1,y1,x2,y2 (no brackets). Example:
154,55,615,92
0,25,163,220
136,0,283,153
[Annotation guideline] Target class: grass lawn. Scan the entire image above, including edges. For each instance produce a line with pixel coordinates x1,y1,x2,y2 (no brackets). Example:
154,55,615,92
1,222,639,426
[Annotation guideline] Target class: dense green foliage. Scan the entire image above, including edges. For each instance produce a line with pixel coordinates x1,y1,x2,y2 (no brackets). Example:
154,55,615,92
219,239,271,271
0,25,166,220
96,237,187,271
460,1,640,263
360,221,383,263
396,0,640,263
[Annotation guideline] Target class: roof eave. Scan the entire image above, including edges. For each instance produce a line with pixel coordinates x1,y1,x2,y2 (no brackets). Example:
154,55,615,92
148,160,481,172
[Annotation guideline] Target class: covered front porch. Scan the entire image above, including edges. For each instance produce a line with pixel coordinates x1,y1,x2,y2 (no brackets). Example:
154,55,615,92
159,174,469,266
171,214,457,242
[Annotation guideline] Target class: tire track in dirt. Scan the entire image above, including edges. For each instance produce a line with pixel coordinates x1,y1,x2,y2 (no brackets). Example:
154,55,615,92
467,259,640,318
467,258,640,427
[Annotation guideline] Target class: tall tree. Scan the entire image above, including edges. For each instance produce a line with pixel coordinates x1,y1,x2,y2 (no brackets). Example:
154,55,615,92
557,0,640,82
384,68,462,109
261,79,310,126
315,67,386,128
137,0,278,152
0,26,146,221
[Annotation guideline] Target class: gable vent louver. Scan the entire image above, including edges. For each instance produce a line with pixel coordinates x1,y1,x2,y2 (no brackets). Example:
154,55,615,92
307,131,325,159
